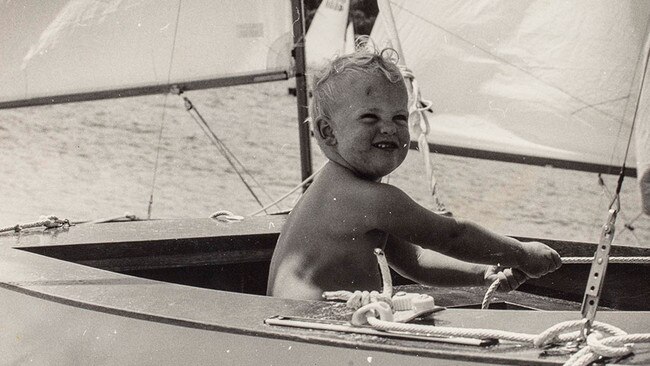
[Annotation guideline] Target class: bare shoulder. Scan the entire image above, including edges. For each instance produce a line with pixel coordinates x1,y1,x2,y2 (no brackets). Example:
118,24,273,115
357,181,459,242
310,168,404,212
293,162,453,237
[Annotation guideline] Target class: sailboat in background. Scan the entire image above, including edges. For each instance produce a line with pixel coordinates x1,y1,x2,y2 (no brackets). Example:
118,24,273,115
1,1,650,364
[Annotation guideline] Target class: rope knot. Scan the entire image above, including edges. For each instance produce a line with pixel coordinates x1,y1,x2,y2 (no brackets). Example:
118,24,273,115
351,302,394,326
586,331,633,358
322,290,392,310
533,320,587,348
40,215,65,228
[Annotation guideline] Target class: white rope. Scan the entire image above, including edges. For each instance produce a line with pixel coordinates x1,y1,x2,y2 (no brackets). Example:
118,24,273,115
210,210,244,222
321,248,650,364
375,248,393,299
323,248,393,308
353,303,650,366
0,215,70,233
482,256,650,309
481,277,502,310
248,162,327,217
398,65,448,213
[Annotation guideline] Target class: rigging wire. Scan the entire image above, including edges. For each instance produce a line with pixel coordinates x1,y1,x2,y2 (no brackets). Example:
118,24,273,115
248,161,327,216
605,30,650,212
147,96,170,219
598,174,641,243
592,22,650,236
389,3,625,124
181,95,277,212
147,0,184,219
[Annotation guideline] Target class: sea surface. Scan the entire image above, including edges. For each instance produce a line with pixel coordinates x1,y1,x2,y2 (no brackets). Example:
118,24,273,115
0,81,648,246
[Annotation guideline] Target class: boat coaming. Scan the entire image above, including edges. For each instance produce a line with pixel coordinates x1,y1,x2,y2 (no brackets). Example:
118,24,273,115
7,215,650,310
2,216,650,365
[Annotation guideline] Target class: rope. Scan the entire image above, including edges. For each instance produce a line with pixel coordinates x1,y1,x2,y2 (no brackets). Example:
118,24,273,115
481,276,502,309
353,302,650,366
210,210,244,223
146,0,183,220
399,65,448,214
182,96,271,211
0,215,70,233
319,247,649,364
563,256,650,264
482,256,650,309
375,248,393,299
322,248,393,308
248,161,327,216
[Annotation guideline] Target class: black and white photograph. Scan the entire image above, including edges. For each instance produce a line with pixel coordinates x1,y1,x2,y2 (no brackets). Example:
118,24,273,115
1,1,650,364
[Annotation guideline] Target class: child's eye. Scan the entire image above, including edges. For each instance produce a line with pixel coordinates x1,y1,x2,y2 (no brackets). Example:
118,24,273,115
394,115,409,125
359,114,378,123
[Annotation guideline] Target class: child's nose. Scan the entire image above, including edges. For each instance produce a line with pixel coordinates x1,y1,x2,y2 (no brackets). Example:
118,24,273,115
379,120,397,135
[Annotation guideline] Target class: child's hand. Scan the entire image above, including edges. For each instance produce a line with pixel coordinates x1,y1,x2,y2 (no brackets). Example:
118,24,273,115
517,241,562,278
484,266,528,292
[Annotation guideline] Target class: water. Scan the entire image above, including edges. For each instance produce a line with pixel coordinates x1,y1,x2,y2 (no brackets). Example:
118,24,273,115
0,81,648,246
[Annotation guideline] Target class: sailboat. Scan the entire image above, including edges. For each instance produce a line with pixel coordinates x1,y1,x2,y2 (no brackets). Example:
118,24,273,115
1,0,650,365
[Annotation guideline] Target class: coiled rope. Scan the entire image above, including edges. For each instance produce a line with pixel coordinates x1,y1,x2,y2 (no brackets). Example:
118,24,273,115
323,249,650,365
353,303,650,366
323,248,393,308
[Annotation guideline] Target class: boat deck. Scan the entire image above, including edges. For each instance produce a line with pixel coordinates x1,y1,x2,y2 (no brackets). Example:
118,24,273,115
1,216,649,365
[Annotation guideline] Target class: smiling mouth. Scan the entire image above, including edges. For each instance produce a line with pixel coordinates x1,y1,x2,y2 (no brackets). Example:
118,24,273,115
372,141,399,150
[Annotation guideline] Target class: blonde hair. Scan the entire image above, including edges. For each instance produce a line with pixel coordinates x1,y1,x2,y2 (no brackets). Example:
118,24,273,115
309,43,404,125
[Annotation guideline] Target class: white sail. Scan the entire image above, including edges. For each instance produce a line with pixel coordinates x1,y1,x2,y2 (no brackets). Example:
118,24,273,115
370,0,650,170
305,0,350,70
637,115,650,214
635,37,650,215
0,0,293,107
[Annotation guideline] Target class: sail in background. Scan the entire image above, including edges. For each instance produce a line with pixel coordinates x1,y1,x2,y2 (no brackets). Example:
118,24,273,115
370,0,650,172
1,0,293,108
635,35,650,215
305,0,350,70
344,22,356,54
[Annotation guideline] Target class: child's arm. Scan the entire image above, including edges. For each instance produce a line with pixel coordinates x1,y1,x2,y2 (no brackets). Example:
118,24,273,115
385,236,527,290
370,184,561,278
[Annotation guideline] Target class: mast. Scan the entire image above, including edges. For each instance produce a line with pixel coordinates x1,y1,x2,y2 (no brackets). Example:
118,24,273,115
291,0,313,186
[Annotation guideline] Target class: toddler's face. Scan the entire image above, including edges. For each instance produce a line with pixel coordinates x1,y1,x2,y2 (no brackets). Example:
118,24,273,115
329,72,409,180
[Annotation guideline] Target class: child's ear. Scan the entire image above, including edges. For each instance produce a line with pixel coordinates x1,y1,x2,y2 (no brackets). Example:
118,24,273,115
315,116,337,146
